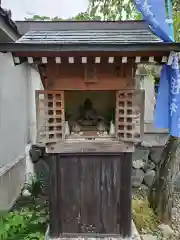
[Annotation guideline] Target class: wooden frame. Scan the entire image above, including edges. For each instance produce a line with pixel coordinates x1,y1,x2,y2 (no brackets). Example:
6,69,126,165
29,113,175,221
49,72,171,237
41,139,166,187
36,89,144,145
36,90,65,144
116,89,145,142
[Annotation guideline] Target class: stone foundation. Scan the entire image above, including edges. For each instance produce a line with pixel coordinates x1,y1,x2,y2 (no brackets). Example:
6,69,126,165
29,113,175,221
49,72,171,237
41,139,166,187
132,145,180,189
0,156,26,211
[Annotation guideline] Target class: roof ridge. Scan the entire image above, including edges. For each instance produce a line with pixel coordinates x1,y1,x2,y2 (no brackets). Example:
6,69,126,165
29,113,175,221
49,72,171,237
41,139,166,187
0,6,19,35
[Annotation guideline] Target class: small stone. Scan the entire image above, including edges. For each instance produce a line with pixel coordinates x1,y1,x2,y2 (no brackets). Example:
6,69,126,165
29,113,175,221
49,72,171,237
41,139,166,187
141,141,152,148
172,207,177,216
29,147,41,163
133,147,150,163
143,160,156,172
132,169,145,188
150,147,164,164
133,159,145,169
141,234,158,240
22,189,31,197
144,170,156,187
139,184,149,191
173,172,180,189
158,224,174,238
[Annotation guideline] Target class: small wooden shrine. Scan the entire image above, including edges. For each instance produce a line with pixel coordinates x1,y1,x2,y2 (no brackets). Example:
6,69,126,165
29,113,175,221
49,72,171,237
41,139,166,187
1,21,180,239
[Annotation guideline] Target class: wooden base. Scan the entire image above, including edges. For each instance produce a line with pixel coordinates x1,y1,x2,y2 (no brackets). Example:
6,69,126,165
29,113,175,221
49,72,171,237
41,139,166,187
45,221,141,240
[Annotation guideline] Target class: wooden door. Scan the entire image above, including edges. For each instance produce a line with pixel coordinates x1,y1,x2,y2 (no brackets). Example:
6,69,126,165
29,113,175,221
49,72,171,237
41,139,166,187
116,89,145,142
36,90,65,144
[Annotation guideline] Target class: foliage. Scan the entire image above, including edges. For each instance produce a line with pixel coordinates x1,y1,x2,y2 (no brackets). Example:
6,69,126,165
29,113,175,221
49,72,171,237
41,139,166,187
25,0,179,42
0,200,48,240
88,0,138,20
25,12,100,21
25,15,51,21
132,198,160,233
25,0,137,21
25,174,43,201
72,12,101,20
172,1,180,42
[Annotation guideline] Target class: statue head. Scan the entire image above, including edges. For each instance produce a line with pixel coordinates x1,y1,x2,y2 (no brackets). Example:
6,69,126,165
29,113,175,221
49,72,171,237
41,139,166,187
84,98,93,110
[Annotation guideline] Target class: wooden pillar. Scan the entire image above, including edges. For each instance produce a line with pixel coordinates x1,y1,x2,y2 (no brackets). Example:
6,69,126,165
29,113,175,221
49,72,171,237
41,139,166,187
119,152,132,237
49,155,62,238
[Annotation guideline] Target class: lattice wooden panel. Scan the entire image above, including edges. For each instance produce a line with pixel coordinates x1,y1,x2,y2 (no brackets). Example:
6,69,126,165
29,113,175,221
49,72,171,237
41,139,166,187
36,90,65,144
116,90,144,142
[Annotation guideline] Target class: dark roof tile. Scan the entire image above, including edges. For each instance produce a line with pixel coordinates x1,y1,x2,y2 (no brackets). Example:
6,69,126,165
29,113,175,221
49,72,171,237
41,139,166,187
0,7,19,34
17,29,161,44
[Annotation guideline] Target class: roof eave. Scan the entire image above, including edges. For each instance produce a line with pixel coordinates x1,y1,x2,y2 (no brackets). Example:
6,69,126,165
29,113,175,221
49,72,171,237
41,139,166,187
0,42,179,55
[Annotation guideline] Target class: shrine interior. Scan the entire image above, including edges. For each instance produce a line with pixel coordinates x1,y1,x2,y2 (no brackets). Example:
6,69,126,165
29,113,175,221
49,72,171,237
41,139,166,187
64,90,116,139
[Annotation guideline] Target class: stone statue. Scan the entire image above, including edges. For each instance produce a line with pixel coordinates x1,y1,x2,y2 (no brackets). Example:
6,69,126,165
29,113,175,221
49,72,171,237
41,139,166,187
78,98,101,126
71,122,81,133
71,98,109,136
97,120,107,132
110,120,115,135
65,121,70,136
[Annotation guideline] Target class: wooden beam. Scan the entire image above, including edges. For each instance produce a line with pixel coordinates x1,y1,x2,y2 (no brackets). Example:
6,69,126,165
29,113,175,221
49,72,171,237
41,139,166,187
55,57,61,63
82,57,87,63
14,51,169,58
108,57,114,63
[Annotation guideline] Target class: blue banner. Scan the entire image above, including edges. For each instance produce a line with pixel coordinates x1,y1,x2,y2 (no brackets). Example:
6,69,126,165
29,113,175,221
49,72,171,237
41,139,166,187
154,65,170,129
134,0,180,137
154,57,180,137
169,56,180,136
134,0,173,42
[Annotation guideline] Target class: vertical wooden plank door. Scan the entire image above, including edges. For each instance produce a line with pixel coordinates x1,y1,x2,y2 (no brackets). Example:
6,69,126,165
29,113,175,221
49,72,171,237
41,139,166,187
49,154,132,238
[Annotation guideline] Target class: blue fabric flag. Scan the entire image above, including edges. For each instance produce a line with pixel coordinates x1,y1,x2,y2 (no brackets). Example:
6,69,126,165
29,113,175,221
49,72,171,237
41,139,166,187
154,65,170,129
134,0,180,137
169,56,180,137
134,0,173,41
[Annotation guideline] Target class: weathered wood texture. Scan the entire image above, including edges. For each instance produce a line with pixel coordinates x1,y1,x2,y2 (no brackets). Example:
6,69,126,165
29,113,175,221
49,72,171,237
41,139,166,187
116,89,145,142
49,153,132,238
35,90,144,146
36,90,65,144
47,140,134,153
46,58,135,90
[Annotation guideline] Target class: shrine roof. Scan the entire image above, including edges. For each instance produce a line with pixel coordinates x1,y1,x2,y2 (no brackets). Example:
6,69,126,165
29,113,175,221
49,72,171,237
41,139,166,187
16,21,161,44
0,21,179,55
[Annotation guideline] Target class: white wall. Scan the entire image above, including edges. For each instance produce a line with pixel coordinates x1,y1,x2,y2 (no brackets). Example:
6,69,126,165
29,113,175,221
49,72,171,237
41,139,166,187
0,52,42,210
0,53,28,167
140,76,155,123
26,65,44,181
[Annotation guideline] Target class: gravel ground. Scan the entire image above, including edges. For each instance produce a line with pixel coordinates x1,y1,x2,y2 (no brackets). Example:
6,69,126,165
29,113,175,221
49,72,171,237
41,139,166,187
133,187,180,240
171,192,180,239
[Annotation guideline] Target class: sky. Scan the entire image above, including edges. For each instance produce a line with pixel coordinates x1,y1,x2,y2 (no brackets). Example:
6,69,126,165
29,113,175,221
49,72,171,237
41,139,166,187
2,0,88,20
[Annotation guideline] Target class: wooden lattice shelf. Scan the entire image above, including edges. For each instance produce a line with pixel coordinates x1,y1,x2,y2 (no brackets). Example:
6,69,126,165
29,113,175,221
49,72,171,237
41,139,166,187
116,90,144,142
36,90,65,144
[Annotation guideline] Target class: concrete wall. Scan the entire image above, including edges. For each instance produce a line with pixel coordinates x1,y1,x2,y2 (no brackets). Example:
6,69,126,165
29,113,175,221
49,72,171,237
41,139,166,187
0,53,42,211
0,53,28,168
137,75,168,147
26,66,44,181
140,75,155,123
